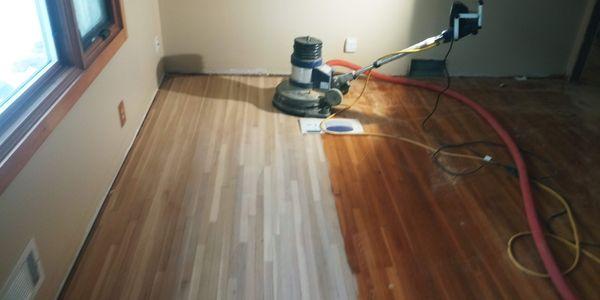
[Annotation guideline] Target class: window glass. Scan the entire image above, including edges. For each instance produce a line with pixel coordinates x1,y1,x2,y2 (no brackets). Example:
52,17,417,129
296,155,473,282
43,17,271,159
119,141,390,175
0,0,57,112
72,0,110,40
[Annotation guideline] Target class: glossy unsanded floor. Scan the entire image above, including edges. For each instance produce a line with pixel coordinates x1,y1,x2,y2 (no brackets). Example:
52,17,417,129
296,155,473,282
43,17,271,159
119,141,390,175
322,77,600,299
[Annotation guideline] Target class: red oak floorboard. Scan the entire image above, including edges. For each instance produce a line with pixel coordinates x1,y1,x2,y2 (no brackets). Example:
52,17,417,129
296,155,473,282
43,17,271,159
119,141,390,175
322,77,600,299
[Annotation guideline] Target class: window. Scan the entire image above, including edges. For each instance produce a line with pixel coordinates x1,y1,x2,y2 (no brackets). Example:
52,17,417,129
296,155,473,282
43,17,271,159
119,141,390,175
0,0,57,113
73,0,112,48
74,0,110,37
0,0,127,192
71,0,125,67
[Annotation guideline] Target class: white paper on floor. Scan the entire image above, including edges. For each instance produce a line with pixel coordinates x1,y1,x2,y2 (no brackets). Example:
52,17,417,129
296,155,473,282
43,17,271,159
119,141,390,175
298,118,364,134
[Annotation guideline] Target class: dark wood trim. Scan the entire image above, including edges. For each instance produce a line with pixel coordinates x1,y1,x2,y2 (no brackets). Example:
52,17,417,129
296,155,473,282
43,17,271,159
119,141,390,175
570,0,600,82
0,65,81,160
82,23,121,68
49,0,85,68
0,15,128,194
79,0,125,68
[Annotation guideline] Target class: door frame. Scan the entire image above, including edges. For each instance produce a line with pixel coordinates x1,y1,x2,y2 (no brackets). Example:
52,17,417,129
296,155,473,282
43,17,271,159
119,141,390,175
570,0,600,82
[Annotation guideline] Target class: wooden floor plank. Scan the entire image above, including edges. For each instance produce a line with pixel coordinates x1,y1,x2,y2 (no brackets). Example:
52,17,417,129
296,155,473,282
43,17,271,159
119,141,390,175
60,75,357,300
60,74,599,299
322,77,600,299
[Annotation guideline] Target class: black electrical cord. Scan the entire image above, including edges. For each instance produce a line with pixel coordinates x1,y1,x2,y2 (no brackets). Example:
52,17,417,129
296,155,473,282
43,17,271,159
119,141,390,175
463,141,557,176
432,141,600,248
431,140,559,179
431,143,489,176
422,39,455,130
545,209,600,248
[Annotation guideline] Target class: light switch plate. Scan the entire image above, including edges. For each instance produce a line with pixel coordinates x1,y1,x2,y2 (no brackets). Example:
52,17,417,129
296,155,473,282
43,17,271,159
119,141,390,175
344,37,358,53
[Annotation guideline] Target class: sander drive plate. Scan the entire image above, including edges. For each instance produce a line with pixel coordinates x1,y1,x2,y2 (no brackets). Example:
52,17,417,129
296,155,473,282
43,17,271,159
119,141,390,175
272,79,341,118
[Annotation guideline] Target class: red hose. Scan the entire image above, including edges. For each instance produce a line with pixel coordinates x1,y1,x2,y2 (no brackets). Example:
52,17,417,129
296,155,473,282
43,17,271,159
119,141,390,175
327,59,577,300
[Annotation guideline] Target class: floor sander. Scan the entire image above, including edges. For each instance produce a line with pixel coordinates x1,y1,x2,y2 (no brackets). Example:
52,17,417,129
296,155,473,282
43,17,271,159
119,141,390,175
272,1,484,118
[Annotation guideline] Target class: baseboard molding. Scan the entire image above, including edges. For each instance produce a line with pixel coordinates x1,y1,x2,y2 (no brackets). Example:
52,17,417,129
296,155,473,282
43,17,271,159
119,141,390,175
164,70,566,79
54,84,161,299
166,71,289,77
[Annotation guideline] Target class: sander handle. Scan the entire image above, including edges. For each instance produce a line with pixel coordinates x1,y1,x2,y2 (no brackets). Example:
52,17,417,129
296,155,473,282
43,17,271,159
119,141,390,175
331,0,483,93
354,33,445,79
331,32,446,92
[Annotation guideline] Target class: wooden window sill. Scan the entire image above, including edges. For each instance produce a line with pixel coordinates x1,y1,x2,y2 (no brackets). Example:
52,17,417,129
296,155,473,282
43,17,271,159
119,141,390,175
0,29,128,195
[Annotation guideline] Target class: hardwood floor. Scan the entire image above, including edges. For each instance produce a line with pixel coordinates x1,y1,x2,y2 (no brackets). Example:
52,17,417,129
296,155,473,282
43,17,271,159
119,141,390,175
60,75,356,299
323,77,600,299
61,74,599,299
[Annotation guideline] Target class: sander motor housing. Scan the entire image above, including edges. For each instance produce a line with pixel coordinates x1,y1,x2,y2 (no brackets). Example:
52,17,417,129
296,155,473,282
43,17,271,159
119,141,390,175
272,1,484,118
272,36,343,118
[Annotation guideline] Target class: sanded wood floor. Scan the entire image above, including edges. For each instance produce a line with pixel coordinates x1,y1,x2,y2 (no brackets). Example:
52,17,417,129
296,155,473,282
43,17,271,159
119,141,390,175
323,78,600,299
61,75,356,299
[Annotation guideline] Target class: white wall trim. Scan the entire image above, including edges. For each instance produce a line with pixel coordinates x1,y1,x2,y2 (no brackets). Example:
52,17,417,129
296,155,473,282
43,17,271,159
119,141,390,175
53,86,160,299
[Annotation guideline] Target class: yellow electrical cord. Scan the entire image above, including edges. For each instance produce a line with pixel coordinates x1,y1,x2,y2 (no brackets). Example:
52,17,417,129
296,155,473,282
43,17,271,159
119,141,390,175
376,42,441,61
507,181,600,277
320,72,482,162
320,42,482,162
322,43,599,278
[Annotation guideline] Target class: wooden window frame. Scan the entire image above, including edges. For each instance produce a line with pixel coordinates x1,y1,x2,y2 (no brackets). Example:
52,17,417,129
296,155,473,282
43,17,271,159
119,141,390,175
0,0,128,194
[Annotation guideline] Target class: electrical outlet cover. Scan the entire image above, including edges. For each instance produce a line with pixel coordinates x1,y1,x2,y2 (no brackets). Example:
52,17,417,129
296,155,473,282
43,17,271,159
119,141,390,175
344,37,358,53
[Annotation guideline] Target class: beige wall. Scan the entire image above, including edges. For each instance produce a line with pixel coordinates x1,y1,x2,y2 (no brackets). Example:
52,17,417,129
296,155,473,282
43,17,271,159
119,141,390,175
159,0,591,77
0,0,164,299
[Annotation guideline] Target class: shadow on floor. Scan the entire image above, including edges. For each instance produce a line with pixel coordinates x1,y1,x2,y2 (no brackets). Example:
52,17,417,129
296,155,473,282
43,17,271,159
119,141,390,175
161,73,277,108
158,73,415,129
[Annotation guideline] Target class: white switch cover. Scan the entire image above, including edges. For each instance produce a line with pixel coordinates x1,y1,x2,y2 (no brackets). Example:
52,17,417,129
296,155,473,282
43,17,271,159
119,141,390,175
344,37,358,53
